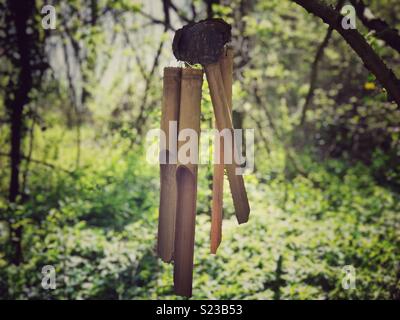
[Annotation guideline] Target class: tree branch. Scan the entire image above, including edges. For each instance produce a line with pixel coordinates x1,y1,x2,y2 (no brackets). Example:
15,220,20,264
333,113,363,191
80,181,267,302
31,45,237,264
299,0,345,126
299,27,334,126
291,0,400,108
0,152,73,175
168,0,193,23
133,0,172,140
350,0,400,54
137,8,175,31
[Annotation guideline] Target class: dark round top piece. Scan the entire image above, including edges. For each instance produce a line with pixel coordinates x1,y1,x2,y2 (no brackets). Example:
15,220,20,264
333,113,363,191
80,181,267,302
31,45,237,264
172,18,231,65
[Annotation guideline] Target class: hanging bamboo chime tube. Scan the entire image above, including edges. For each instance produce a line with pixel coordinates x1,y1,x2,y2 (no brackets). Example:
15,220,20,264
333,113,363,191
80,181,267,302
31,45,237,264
157,67,182,263
210,47,233,254
205,62,250,224
173,68,203,297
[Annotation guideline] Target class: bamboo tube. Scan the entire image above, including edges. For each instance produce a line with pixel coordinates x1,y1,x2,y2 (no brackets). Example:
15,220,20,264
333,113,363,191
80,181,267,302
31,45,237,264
157,67,182,263
210,47,233,254
205,62,250,224
173,68,203,297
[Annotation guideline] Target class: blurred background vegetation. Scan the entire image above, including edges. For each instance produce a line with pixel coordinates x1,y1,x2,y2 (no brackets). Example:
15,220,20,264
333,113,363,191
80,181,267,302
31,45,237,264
0,0,399,299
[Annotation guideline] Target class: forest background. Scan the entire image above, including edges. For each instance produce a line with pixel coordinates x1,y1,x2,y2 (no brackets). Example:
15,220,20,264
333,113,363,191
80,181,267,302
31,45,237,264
0,0,399,299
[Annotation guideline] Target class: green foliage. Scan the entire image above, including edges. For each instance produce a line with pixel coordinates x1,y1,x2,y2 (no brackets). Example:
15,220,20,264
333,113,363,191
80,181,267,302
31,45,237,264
1,146,399,299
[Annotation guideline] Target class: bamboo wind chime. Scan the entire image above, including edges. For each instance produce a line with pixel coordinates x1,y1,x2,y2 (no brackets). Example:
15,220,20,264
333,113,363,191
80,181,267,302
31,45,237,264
157,19,250,297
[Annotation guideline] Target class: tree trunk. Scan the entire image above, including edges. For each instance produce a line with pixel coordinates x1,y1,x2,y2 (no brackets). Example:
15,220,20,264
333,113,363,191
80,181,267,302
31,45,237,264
7,0,35,265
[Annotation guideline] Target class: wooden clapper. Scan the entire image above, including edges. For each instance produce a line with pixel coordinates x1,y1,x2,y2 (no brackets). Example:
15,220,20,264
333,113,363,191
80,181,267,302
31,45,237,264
157,19,250,297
